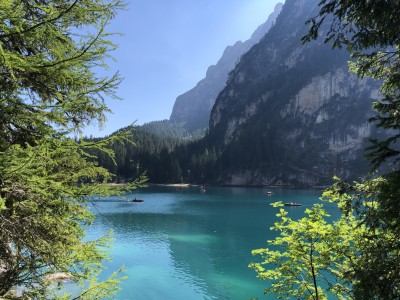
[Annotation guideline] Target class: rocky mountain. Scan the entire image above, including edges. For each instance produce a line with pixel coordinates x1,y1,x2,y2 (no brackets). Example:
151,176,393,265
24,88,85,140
96,0,384,187
206,0,382,186
169,3,283,132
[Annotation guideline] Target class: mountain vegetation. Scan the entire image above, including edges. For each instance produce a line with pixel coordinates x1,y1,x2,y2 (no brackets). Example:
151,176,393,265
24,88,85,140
86,0,400,297
93,0,386,188
85,120,208,183
0,0,144,298
206,0,385,186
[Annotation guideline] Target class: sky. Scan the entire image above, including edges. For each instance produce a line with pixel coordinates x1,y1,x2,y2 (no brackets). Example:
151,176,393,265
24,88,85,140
86,0,283,137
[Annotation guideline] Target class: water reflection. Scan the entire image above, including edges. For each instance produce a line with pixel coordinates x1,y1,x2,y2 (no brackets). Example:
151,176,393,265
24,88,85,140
83,186,322,299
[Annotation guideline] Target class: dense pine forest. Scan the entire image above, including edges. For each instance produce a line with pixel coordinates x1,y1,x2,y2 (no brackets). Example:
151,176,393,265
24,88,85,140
85,120,219,184
87,119,298,185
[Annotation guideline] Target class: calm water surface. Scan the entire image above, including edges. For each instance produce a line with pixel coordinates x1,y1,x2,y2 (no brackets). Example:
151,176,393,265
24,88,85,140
70,186,328,299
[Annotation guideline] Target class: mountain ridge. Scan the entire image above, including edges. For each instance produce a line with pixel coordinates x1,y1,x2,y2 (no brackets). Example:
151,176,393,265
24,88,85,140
169,3,283,132
205,0,382,186
90,0,385,187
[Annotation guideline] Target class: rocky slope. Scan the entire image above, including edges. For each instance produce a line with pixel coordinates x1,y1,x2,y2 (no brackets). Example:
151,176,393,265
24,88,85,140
207,0,382,186
169,3,283,132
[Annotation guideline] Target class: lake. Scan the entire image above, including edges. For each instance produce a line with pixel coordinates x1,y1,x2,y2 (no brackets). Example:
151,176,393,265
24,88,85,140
67,186,327,299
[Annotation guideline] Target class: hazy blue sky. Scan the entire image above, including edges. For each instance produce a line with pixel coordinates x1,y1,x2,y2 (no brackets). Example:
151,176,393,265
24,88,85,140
88,0,283,137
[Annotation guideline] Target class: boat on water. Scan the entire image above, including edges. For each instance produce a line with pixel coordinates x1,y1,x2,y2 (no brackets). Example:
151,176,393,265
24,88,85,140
284,202,302,207
131,198,144,203
266,191,273,195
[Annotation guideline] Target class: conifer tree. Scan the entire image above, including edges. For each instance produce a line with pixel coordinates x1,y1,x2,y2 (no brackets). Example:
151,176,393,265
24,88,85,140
0,0,144,298
252,1,400,298
303,1,400,297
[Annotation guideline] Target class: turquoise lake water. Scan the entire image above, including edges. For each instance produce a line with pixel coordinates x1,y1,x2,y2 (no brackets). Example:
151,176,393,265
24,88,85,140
66,186,332,299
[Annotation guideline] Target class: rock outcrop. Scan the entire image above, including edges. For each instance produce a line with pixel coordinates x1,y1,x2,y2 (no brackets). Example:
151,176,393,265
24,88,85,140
206,0,383,186
169,3,283,132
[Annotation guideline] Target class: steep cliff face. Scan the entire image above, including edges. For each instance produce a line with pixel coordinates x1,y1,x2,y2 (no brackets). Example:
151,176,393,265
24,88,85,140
169,3,283,132
207,0,382,186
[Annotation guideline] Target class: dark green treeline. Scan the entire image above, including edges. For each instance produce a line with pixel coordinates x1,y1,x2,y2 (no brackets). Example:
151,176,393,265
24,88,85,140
86,119,298,185
85,120,219,184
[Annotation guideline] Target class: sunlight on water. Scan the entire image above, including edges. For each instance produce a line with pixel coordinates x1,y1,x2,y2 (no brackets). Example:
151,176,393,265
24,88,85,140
169,234,217,244
66,186,323,299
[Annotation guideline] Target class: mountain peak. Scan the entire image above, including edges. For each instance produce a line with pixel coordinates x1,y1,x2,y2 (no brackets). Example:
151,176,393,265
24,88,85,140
206,0,382,186
169,3,283,132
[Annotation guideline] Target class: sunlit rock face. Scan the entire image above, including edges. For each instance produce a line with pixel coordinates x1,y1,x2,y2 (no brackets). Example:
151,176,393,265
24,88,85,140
169,3,283,133
207,0,383,187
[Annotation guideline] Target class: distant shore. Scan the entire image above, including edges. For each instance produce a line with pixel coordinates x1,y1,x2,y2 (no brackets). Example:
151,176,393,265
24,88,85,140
109,182,326,189
151,183,198,187
109,182,198,188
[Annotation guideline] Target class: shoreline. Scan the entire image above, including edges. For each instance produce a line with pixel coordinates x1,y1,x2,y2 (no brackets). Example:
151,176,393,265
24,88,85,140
109,182,327,190
150,183,198,188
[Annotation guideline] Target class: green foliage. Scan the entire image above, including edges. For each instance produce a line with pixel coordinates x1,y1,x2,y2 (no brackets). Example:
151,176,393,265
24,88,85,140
300,1,400,297
251,2,400,298
302,1,400,50
250,201,356,300
0,0,145,298
0,0,125,137
325,175,400,299
251,177,400,299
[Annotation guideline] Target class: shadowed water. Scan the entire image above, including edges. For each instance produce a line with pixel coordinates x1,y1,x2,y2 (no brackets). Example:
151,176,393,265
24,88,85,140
66,186,326,299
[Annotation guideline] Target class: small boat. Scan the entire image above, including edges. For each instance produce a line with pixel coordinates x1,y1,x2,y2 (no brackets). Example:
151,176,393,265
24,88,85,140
131,198,144,203
266,191,273,195
284,202,302,207
200,186,206,193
